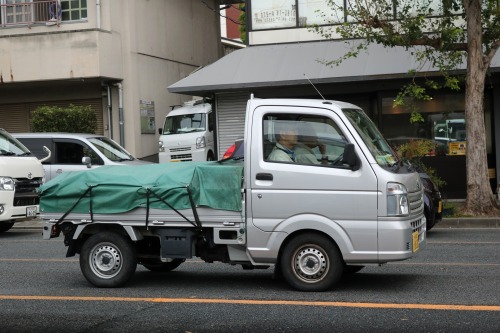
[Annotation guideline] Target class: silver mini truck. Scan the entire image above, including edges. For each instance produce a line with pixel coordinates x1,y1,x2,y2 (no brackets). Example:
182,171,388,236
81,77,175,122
40,98,425,291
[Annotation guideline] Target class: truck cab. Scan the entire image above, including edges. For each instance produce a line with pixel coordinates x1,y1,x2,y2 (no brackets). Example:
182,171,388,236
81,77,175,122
158,101,215,162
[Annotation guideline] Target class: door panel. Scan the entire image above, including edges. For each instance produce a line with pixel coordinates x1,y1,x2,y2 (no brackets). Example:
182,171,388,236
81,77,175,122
248,105,379,253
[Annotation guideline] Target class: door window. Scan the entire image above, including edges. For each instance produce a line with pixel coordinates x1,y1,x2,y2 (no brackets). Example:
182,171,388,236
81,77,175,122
263,113,348,167
54,141,102,165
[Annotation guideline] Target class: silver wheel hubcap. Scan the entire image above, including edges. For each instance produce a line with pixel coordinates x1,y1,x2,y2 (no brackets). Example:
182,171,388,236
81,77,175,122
293,245,328,283
89,243,122,279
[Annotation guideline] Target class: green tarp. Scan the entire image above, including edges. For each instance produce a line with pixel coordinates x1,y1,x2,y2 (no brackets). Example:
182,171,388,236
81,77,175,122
39,161,244,214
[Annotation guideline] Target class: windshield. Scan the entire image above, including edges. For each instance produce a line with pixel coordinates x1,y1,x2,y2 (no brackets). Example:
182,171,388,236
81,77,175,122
0,130,31,156
343,109,397,167
162,113,206,135
88,137,134,162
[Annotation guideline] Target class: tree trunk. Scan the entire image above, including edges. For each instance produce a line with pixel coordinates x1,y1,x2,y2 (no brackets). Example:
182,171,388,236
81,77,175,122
463,0,498,215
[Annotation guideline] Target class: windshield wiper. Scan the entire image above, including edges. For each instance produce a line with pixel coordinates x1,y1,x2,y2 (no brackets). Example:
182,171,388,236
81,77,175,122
0,152,15,156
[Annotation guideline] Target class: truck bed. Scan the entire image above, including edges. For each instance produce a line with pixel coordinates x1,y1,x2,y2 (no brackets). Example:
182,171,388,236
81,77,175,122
39,161,244,218
41,206,244,228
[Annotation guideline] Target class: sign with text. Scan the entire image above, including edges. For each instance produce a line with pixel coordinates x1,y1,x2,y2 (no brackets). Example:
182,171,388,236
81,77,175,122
140,100,155,134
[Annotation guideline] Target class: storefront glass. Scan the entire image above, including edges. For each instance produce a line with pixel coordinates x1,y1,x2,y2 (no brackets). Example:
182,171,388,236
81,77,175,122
381,93,492,156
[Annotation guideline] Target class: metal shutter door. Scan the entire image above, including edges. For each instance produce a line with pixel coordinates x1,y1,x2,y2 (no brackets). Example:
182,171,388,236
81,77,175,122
216,92,250,159
0,104,30,133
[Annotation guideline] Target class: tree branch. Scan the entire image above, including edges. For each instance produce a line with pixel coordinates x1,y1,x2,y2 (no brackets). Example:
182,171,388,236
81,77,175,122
484,40,500,66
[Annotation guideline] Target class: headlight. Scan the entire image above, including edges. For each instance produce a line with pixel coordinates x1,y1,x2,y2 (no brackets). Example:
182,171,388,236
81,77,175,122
196,136,206,149
387,182,409,216
0,177,15,191
158,140,165,152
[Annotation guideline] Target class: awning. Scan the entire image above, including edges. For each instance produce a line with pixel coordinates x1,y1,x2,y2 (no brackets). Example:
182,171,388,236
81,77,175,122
168,40,460,96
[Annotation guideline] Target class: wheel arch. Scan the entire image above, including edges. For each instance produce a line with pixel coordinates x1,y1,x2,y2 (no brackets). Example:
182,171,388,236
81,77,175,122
277,229,346,268
272,214,355,260
66,223,140,257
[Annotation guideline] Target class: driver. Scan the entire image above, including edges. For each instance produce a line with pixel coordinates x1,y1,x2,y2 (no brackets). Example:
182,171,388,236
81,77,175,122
295,122,328,165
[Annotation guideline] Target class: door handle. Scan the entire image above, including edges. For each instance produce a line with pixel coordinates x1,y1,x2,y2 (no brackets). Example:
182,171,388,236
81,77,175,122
256,173,273,181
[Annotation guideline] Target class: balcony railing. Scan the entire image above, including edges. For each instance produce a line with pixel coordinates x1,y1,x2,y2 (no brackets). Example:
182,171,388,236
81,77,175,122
0,0,60,28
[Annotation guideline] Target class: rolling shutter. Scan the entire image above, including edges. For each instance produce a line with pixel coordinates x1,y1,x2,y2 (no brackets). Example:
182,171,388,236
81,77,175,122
0,104,30,132
216,92,250,159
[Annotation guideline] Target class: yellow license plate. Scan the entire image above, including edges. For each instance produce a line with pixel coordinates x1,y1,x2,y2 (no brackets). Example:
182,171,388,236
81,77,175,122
438,200,443,213
412,231,419,253
170,159,181,162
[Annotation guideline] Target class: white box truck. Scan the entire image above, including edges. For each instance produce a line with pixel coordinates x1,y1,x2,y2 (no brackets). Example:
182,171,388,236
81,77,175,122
158,101,215,162
0,128,48,233
40,98,426,291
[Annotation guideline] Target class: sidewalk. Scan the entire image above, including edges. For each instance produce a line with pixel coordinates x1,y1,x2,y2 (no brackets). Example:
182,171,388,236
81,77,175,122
11,217,500,230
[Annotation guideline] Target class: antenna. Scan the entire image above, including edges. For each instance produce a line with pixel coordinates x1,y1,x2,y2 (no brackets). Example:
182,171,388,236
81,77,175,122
304,74,325,100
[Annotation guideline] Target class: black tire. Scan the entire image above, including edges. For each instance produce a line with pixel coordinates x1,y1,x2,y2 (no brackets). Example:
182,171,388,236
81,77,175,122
141,259,185,272
280,233,343,292
343,265,365,275
0,222,14,233
80,232,137,288
425,207,435,231
207,152,215,161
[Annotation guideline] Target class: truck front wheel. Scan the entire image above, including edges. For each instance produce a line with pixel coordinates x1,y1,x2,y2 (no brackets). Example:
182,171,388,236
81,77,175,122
280,233,343,292
80,232,137,287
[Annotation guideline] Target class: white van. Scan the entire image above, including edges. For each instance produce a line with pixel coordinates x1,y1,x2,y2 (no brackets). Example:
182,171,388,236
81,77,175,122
158,101,215,162
0,128,47,232
13,133,152,182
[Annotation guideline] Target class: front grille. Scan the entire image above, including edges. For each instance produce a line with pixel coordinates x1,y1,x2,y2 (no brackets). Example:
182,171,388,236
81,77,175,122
409,190,424,216
411,217,426,244
171,154,192,160
411,218,424,234
169,147,190,153
14,177,43,207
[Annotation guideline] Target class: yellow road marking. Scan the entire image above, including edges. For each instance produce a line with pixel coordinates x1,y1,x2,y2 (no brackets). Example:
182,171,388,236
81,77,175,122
0,295,499,311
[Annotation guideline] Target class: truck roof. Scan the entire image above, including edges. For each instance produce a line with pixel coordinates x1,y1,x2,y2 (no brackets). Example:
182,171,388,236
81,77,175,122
167,102,211,117
247,98,362,111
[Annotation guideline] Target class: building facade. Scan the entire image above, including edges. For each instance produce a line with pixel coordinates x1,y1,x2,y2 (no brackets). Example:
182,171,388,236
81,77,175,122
169,0,500,199
0,0,222,161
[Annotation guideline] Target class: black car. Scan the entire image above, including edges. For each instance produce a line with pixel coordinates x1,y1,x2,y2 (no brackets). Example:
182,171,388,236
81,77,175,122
420,172,443,230
222,138,442,230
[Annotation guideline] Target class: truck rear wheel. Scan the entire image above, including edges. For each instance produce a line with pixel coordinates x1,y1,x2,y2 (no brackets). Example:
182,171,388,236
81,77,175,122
80,232,137,287
141,259,185,272
0,222,14,233
280,233,343,292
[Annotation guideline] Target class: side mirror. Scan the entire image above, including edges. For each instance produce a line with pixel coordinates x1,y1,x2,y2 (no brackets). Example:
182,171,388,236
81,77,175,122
82,156,92,168
342,143,360,171
158,128,163,135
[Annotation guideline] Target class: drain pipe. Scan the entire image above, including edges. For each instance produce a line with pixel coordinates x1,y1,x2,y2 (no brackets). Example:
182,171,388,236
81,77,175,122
96,0,101,29
114,83,124,146
106,85,113,139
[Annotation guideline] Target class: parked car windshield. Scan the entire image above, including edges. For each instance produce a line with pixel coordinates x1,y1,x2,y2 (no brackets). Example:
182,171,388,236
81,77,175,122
163,113,206,134
0,130,31,156
88,137,134,162
343,108,397,167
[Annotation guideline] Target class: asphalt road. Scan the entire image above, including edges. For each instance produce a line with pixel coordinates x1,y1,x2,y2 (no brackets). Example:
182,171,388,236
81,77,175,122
0,228,499,332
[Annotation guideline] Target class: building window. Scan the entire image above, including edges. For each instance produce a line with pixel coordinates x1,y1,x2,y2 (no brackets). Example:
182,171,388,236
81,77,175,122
380,93,492,156
250,0,465,31
1,0,33,25
60,0,86,21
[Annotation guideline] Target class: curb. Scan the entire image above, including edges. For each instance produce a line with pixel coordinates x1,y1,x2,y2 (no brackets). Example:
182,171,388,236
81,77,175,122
435,217,500,229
